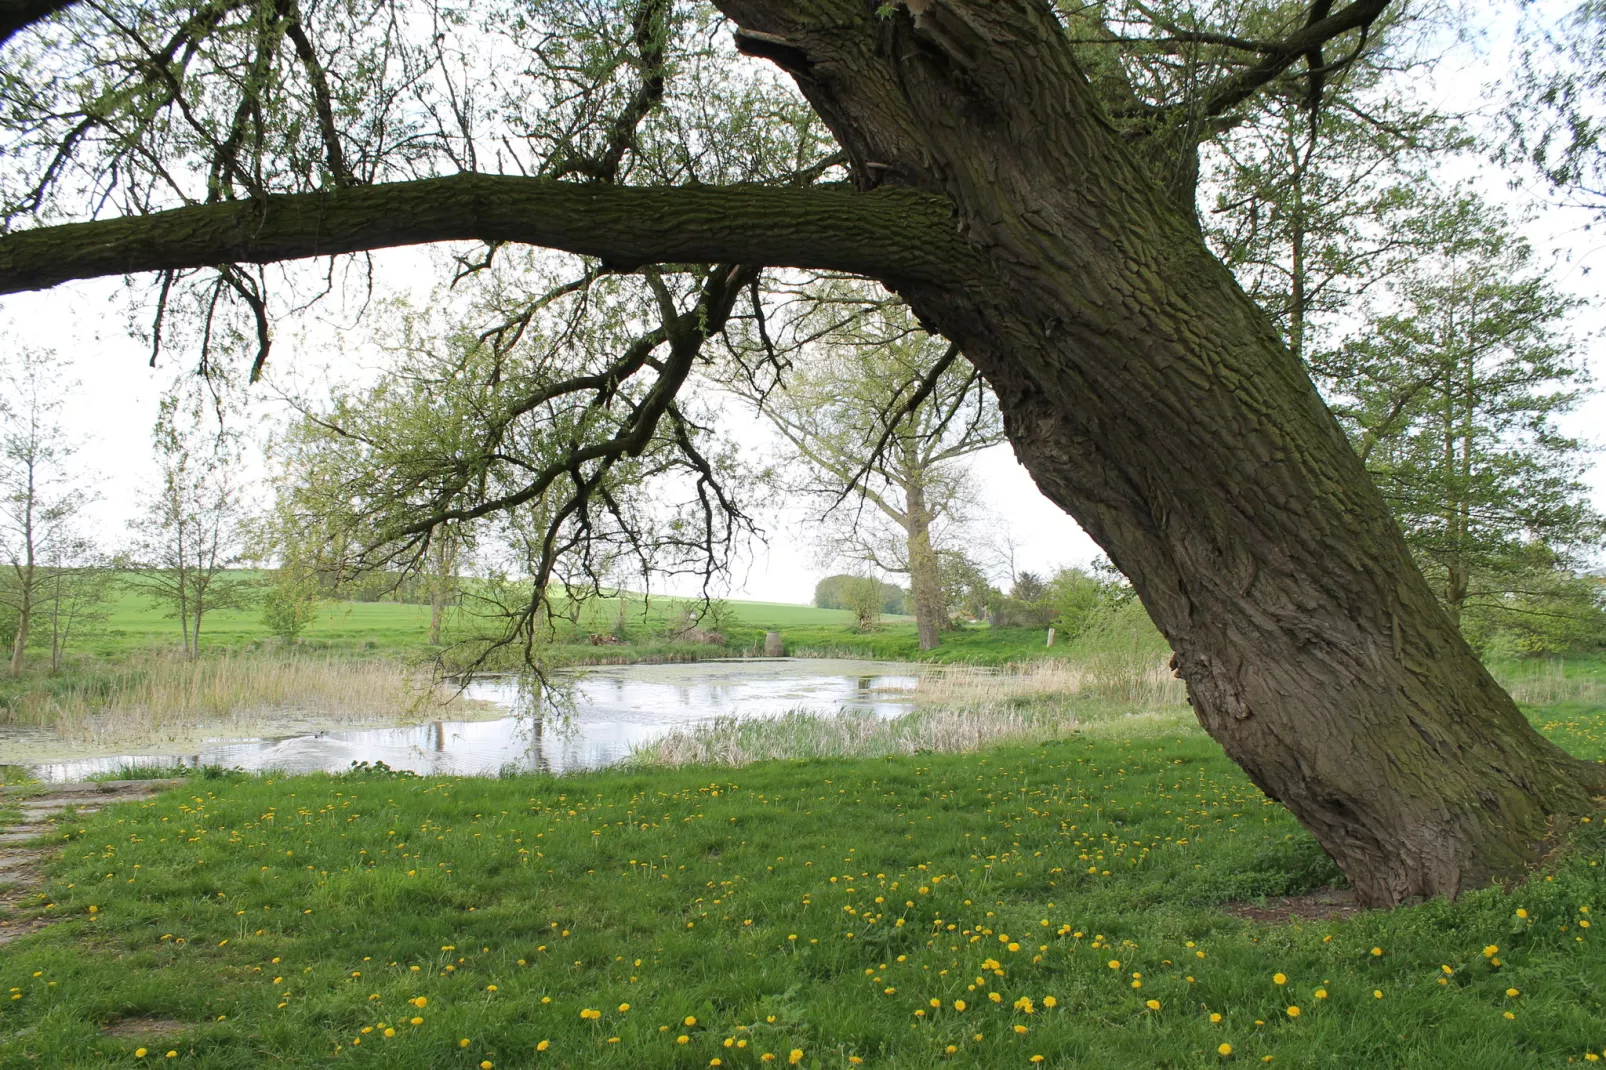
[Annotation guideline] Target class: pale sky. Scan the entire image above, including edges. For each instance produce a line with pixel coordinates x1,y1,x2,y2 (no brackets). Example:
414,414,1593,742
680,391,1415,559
0,6,1600,605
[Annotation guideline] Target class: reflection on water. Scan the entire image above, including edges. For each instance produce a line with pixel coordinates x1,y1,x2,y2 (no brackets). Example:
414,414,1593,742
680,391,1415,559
24,659,923,782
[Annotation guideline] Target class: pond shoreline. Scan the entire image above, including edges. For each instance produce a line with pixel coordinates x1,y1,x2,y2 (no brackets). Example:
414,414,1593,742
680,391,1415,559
6,658,932,781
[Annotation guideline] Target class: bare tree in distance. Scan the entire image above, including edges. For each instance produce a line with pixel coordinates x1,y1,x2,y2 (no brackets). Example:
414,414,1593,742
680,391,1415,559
126,386,256,658
0,344,97,675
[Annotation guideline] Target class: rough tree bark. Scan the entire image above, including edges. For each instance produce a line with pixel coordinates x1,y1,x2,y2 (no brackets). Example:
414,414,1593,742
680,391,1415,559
2,0,1601,905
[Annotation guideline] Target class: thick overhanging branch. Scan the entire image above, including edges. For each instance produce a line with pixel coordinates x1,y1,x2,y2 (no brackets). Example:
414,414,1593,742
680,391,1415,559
1197,0,1391,119
0,176,972,294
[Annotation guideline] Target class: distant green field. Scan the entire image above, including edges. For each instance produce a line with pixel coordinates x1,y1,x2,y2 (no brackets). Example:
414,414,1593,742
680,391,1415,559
87,588,435,656
63,580,940,664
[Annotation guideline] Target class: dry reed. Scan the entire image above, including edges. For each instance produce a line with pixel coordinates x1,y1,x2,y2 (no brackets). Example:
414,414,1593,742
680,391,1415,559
636,705,1085,768
907,656,1185,708
1,652,476,744
636,649,1191,768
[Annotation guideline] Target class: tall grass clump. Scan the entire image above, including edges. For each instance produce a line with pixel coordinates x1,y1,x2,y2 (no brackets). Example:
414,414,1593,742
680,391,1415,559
636,602,1190,768
1494,657,1606,707
632,704,1087,767
0,651,476,743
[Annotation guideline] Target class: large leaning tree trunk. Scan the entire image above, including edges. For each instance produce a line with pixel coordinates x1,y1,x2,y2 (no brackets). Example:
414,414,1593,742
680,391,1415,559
1,0,1601,905
722,0,1604,906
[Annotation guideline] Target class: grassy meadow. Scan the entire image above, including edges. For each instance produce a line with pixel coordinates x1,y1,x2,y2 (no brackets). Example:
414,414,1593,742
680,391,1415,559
59,577,1052,666
1,677,1603,1068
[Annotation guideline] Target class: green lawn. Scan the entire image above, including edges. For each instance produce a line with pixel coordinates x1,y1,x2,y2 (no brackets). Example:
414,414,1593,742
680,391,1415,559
2,706,1603,1067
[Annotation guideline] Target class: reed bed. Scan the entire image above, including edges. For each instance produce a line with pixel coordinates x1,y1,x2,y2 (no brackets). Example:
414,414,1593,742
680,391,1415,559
907,655,1185,707
635,641,1191,768
632,704,1087,767
0,651,475,744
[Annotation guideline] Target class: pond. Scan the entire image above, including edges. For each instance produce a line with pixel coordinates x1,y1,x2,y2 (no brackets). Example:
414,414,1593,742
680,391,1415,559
18,659,926,782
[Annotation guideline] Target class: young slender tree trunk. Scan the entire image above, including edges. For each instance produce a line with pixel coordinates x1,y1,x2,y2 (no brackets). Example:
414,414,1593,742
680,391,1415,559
8,570,30,675
726,0,1604,905
8,471,35,677
902,473,944,652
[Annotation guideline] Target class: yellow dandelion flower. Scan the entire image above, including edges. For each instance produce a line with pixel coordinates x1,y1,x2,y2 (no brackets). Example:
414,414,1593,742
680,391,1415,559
1219,1043,1233,1056
1013,1024,1029,1035
135,1050,147,1059
955,999,967,1011
1042,996,1057,1008
1286,1006,1300,1018
1506,988,1520,998
536,1040,549,1052
460,1039,471,1049
619,1004,630,1013
1272,973,1286,985
1371,947,1383,956
1146,999,1161,1010
481,1062,493,1070
789,1050,805,1065
1210,1012,1223,1023
685,1016,698,1027
1516,909,1528,919
678,1036,691,1045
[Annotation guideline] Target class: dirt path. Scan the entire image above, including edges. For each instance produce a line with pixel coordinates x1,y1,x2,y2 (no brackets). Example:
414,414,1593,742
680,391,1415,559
0,778,186,946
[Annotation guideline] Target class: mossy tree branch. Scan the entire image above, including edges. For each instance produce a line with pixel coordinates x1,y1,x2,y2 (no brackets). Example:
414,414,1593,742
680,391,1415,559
0,176,975,294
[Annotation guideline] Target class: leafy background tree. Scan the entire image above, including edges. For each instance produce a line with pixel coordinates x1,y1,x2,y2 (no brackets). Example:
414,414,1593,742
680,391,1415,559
1320,190,1605,651
812,574,907,616
726,284,1002,652
125,385,257,659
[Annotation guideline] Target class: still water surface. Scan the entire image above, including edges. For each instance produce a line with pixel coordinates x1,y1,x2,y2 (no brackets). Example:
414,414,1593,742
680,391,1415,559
25,659,923,782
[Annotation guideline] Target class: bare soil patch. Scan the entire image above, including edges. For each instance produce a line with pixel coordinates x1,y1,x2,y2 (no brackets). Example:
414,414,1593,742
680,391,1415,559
99,1016,189,1039
0,779,185,945
1225,886,1359,923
